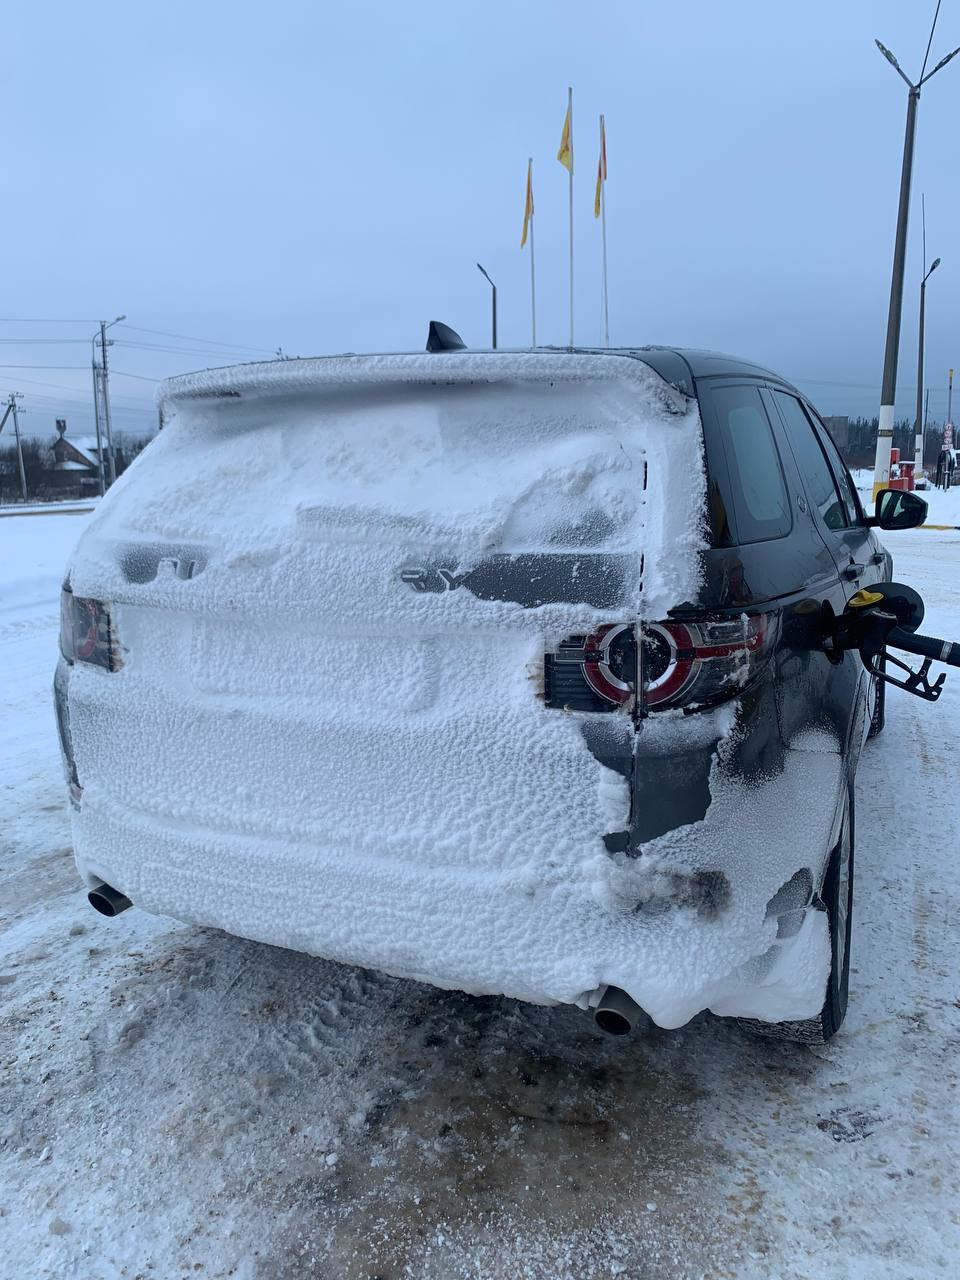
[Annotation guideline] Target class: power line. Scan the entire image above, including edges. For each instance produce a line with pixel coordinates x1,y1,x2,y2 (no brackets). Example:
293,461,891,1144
0,363,158,383
18,385,154,409
14,396,152,416
114,340,266,359
0,320,273,355
2,374,95,396
111,369,160,383
0,317,98,323
793,373,950,396
116,323,273,354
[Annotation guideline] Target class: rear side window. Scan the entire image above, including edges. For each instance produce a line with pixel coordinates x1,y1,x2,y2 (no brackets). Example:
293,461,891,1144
773,391,848,531
804,404,862,525
709,384,791,543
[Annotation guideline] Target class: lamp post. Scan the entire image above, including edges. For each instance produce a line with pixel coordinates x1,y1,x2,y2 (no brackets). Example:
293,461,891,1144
871,15,960,501
915,255,940,477
476,263,497,349
93,314,126,487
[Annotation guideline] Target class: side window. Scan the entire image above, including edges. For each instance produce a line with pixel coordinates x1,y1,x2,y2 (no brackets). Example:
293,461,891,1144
772,391,848,532
803,404,862,525
709,384,791,542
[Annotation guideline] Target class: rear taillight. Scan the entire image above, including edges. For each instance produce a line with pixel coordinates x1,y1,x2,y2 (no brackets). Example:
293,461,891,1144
544,613,777,715
59,586,121,671
544,625,637,714
642,613,776,711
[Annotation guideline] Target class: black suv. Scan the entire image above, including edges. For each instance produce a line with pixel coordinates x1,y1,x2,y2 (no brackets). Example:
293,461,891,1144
57,346,930,1044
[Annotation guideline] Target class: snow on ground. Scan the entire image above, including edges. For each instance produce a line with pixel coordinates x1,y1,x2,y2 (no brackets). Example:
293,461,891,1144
1,508,960,1280
853,467,960,526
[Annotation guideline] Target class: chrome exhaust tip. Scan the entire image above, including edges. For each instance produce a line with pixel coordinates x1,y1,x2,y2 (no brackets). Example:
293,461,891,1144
594,985,642,1036
87,881,132,917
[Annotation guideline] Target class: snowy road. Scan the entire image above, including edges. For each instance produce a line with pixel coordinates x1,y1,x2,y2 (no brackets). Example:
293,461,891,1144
1,513,959,1280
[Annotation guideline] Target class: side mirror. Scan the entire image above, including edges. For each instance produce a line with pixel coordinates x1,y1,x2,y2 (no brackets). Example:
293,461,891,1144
872,488,928,531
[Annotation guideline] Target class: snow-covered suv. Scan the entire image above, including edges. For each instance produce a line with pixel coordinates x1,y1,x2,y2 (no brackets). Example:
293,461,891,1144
54,346,918,1041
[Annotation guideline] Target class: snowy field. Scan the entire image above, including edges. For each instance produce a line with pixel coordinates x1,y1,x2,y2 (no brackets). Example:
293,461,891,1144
2,503,959,1280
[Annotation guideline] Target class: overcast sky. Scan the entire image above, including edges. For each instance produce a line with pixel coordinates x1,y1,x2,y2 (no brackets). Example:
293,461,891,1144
6,0,960,438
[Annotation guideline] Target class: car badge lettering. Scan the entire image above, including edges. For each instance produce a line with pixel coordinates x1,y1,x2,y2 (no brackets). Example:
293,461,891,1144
400,566,465,593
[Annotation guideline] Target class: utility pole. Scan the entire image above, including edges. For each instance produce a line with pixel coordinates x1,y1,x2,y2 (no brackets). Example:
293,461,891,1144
0,393,27,501
91,343,106,496
871,11,960,501
11,396,26,500
100,320,116,485
94,315,125,488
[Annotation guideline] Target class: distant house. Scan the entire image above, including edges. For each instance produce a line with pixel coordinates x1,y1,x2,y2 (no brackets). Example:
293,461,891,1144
49,421,101,489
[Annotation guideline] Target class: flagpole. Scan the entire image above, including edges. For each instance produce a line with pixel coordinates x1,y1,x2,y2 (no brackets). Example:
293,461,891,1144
529,157,537,347
600,114,609,347
567,86,574,347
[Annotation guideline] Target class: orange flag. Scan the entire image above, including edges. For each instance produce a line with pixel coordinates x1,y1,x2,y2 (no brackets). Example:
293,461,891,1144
557,99,573,173
521,159,534,247
594,116,607,218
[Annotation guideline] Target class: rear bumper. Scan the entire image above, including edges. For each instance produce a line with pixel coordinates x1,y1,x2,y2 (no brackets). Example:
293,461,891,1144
60,650,843,1029
70,773,837,1030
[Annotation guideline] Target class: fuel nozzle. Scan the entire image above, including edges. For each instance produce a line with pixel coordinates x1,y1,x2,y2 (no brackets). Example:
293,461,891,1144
825,581,957,703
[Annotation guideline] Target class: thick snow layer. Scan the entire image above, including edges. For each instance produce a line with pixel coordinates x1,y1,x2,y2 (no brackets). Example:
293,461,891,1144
69,351,836,1029
55,353,841,1026
3,510,960,1278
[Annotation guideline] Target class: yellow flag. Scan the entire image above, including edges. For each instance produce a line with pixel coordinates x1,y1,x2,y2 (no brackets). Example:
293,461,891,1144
557,97,573,173
521,159,534,248
594,116,607,218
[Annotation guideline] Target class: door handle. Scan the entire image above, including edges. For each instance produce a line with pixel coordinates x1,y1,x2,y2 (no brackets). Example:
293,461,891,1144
843,563,866,581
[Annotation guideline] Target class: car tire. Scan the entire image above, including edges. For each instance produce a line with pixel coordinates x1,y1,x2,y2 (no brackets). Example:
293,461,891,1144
738,787,854,1045
867,658,885,739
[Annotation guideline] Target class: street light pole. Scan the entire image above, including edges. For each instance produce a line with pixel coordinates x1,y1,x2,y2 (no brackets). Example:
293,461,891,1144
871,17,960,501
915,255,940,477
476,263,497,349
94,315,126,487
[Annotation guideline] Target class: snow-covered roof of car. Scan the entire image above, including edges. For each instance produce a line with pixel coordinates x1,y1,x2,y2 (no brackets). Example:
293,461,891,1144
156,349,693,412
156,346,802,409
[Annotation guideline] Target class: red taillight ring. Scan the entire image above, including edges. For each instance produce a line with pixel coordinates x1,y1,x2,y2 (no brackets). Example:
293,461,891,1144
76,618,100,660
582,623,634,705
644,622,698,707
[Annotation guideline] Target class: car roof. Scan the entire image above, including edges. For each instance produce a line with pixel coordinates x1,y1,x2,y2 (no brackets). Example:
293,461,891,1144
160,345,804,407
617,347,803,399
518,345,802,400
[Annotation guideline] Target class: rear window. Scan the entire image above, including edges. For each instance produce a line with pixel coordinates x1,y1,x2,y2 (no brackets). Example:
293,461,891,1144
708,384,792,543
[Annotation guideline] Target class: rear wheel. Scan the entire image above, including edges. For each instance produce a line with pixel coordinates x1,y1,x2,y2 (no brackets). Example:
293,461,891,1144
739,787,854,1044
